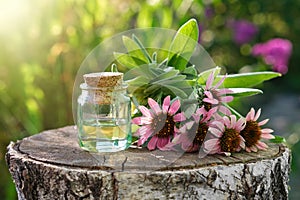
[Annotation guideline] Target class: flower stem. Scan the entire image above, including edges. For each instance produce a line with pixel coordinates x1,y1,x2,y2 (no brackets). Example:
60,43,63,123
224,103,243,118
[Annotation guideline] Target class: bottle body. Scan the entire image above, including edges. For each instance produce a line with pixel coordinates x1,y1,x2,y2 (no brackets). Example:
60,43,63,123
77,84,131,152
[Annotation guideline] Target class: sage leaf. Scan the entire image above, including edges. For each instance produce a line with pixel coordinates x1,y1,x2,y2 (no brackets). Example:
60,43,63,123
132,34,152,63
229,88,263,97
168,18,199,71
220,71,281,88
122,36,149,64
114,52,146,69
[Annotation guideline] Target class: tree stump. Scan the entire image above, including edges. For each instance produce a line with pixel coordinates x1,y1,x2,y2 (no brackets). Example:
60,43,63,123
6,126,291,200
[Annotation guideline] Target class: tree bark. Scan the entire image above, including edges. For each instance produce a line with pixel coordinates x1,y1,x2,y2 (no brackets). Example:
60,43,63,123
6,126,291,200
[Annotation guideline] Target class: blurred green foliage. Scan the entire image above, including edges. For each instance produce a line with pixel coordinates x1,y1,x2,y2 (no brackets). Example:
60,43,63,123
1,0,300,199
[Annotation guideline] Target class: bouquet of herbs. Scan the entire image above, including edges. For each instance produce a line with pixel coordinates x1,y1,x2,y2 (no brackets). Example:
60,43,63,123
113,18,284,156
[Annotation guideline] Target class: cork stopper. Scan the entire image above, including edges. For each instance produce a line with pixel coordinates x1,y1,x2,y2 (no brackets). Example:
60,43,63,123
81,72,125,105
83,72,123,88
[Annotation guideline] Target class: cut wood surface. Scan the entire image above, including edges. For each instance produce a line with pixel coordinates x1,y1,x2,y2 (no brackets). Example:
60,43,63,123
6,126,291,200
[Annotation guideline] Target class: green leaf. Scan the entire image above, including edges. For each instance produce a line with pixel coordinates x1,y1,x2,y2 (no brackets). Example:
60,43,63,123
132,34,152,63
152,52,157,63
152,76,186,85
197,66,221,85
219,71,281,88
151,70,178,83
183,66,197,75
122,36,149,64
182,66,198,79
269,135,286,143
157,58,168,68
124,64,157,80
167,81,193,96
144,84,161,94
224,103,243,118
114,52,146,69
162,84,188,98
167,18,199,71
126,76,149,86
158,77,189,85
229,88,263,97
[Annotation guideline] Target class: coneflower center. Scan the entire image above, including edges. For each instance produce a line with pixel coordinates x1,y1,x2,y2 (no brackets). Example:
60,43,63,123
220,128,240,152
152,113,175,138
193,122,209,146
203,102,212,111
240,120,261,147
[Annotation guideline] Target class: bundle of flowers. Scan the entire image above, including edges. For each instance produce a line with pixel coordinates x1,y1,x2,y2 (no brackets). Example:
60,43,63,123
113,18,285,156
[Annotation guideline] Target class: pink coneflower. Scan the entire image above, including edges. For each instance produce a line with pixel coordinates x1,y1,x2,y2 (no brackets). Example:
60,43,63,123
168,106,217,152
201,71,233,115
240,108,275,152
132,96,186,150
204,115,246,156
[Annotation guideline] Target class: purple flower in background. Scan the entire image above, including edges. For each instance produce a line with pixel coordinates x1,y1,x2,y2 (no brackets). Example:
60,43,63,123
228,19,258,45
205,6,215,19
252,38,292,74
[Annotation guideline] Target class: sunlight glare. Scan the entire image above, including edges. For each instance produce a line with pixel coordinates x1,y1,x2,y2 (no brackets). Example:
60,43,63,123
0,0,30,34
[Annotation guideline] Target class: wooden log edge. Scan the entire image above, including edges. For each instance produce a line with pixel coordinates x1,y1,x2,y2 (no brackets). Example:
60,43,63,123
6,126,291,200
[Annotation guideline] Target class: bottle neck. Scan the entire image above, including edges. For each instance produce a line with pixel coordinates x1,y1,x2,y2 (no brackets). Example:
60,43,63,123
80,83,127,105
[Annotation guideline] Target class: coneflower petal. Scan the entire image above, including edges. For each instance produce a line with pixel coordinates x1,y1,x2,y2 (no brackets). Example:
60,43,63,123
206,107,218,119
203,97,219,104
157,137,170,150
261,128,274,134
235,117,246,131
169,99,181,115
245,147,251,152
219,105,231,115
220,96,234,103
162,96,170,113
147,136,159,150
204,91,214,99
258,119,269,126
261,133,275,139
218,88,234,95
148,98,162,114
204,138,219,149
208,147,222,154
250,146,258,152
230,115,237,129
223,116,231,128
257,141,268,150
211,121,224,132
173,112,186,122
254,108,261,121
239,136,246,149
192,114,200,123
137,127,153,145
247,108,255,121
138,125,152,136
139,106,153,118
214,75,226,89
132,117,152,125
206,71,214,89
209,127,223,137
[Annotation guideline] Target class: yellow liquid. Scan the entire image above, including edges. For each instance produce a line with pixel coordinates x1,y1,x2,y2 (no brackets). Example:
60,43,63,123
78,120,130,152
82,124,127,140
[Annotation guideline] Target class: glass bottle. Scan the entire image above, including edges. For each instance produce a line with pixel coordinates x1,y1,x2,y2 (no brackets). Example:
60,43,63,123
77,72,131,152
